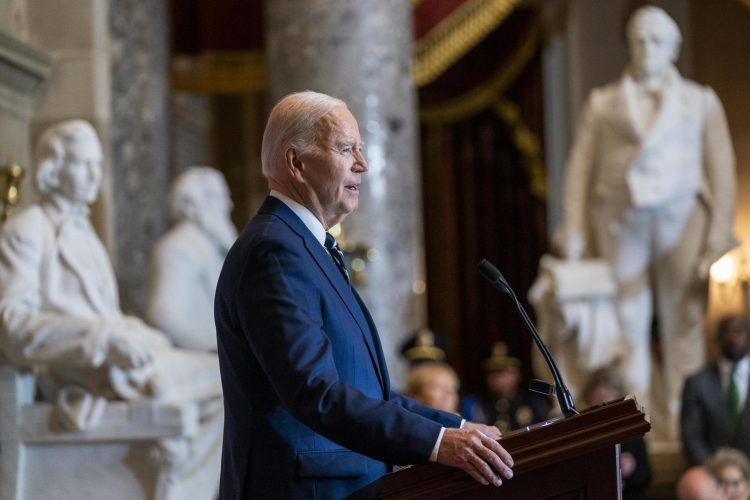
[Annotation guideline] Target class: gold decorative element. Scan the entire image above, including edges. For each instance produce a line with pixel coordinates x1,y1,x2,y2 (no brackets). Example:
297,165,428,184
1,158,24,222
419,20,540,124
404,328,446,362
413,0,520,87
481,341,521,372
742,0,750,9
492,99,547,200
171,50,267,94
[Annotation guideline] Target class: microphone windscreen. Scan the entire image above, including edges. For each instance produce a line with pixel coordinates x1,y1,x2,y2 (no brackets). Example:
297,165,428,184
478,259,503,282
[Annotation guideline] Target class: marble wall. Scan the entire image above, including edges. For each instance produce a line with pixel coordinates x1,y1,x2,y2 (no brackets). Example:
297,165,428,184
265,0,425,384
109,0,171,314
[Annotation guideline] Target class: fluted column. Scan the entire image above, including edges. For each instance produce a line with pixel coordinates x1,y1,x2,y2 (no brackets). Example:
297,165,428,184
265,0,424,386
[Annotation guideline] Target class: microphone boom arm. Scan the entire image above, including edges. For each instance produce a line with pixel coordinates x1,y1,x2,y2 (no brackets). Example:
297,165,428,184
478,259,578,417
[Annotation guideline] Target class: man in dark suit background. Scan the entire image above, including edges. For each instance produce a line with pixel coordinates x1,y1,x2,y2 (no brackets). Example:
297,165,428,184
681,314,750,465
215,91,514,499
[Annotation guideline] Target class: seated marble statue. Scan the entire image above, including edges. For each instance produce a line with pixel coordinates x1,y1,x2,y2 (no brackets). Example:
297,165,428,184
146,166,237,351
0,120,222,430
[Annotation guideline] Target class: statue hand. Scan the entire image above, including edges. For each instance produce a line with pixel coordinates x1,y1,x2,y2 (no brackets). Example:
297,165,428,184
107,334,152,369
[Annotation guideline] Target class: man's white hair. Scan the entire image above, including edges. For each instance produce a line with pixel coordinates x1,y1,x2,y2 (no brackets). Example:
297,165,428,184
35,119,99,195
260,91,346,179
626,6,682,52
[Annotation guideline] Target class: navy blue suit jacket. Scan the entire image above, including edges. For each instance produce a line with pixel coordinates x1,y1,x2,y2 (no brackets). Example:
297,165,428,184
215,197,462,499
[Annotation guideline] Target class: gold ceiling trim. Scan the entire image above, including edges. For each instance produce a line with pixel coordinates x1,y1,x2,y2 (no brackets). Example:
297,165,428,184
493,99,547,201
413,0,520,87
171,50,267,94
419,21,540,124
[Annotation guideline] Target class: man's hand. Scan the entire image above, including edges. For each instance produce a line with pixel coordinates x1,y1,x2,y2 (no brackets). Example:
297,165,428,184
436,426,513,487
463,421,502,440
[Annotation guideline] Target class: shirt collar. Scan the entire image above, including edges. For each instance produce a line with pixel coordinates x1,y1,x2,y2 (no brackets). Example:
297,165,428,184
719,355,750,380
270,190,326,247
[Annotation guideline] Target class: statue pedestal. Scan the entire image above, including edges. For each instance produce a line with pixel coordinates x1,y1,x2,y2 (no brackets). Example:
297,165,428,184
0,365,221,500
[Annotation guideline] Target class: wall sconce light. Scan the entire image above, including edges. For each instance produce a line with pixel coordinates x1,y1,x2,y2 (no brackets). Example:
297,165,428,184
710,250,750,314
1,157,24,222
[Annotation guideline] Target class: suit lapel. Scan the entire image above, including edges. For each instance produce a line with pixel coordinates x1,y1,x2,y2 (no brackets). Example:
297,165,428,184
259,197,388,395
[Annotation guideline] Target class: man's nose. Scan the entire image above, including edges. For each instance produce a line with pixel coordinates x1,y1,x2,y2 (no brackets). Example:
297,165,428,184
354,149,369,172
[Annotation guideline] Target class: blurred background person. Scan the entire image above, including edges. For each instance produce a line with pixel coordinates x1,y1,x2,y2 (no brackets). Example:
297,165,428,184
676,466,727,500
404,362,460,414
706,448,750,500
400,328,482,420
581,367,652,499
682,314,750,466
480,342,547,432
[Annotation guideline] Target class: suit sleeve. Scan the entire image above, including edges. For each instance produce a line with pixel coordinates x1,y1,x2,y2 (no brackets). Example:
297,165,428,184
389,391,462,428
235,241,448,465
680,375,710,465
0,211,110,369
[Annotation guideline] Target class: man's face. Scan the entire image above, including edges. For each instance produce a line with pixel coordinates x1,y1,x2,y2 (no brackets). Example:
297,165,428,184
719,317,749,362
296,106,368,228
58,136,103,204
628,19,675,79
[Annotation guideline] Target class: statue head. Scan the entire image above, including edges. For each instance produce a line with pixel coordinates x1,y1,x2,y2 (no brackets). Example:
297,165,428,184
626,6,681,81
168,166,237,250
35,120,103,205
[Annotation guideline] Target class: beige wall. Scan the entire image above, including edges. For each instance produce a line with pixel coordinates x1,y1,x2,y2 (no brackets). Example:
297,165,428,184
692,0,750,343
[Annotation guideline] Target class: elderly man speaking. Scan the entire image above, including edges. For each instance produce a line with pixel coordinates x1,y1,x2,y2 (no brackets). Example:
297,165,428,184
215,91,513,499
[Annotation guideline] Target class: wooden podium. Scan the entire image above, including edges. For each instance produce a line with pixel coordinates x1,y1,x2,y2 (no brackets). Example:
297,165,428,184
372,397,650,499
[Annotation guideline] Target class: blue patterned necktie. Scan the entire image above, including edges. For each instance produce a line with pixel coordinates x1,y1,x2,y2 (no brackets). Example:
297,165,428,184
325,233,350,285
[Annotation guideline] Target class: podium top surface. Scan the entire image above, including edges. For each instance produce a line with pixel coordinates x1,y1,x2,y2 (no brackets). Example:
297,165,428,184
378,396,650,498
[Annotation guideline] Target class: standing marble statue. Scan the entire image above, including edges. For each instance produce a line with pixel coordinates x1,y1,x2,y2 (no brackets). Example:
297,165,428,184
0,120,223,498
147,166,237,351
557,7,737,432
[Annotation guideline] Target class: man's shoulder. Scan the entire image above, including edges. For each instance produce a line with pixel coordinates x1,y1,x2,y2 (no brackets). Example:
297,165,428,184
227,212,304,263
685,364,718,386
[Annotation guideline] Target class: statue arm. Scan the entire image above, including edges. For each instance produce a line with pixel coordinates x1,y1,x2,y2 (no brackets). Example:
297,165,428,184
0,215,110,368
698,88,738,274
558,95,599,259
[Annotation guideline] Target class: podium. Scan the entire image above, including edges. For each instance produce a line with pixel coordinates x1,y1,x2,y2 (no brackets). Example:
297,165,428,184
375,397,650,499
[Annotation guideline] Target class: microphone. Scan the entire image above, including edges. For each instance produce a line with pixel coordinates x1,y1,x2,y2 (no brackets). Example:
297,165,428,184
478,259,578,417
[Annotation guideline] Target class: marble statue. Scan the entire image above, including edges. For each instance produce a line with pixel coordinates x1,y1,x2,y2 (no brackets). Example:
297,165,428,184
528,255,627,402
556,6,737,435
147,166,236,351
0,120,223,499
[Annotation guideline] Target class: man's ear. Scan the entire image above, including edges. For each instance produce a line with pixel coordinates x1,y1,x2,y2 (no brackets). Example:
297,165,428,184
284,147,304,179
